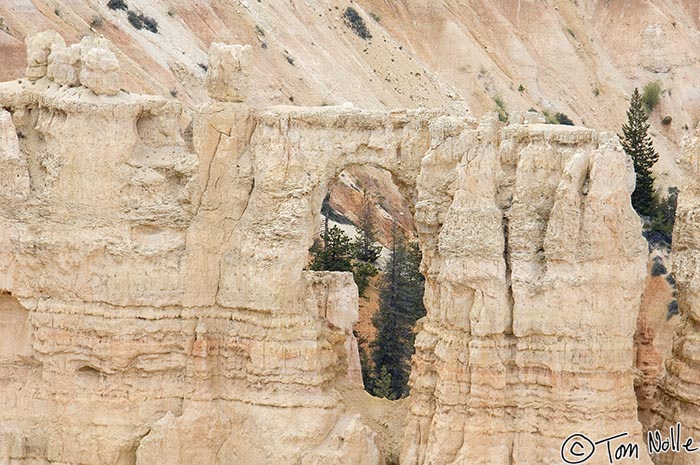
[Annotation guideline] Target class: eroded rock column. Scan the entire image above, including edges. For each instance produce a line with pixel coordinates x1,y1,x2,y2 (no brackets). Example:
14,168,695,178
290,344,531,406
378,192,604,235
403,118,650,465
652,129,700,465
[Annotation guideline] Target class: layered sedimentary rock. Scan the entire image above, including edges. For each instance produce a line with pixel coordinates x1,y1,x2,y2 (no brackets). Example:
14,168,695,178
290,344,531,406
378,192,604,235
0,33,650,465
652,129,700,465
0,34,379,465
403,118,651,465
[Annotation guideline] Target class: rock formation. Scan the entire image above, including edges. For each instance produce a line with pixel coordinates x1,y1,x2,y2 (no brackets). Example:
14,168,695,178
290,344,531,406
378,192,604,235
403,119,651,465
652,128,700,465
0,33,651,465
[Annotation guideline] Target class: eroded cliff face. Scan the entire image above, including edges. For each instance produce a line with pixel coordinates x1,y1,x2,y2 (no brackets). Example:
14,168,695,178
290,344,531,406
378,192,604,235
404,118,650,465
652,129,700,465
0,34,650,465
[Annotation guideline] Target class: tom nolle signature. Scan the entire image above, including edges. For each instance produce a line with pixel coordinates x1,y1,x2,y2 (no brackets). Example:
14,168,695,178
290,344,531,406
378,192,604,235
560,423,698,463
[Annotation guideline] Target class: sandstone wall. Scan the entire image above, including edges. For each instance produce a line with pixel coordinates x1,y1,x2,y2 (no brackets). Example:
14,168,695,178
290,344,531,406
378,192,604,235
0,34,651,465
403,117,651,465
652,128,700,465
0,36,381,465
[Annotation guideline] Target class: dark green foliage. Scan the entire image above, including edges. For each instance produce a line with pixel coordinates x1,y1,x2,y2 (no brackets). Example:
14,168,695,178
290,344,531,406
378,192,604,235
141,15,159,33
666,273,676,287
651,259,667,276
385,453,400,465
668,300,679,320
642,81,662,113
620,88,660,217
662,115,673,125
353,191,382,264
127,10,158,33
649,187,678,239
518,84,525,92
343,7,372,40
353,261,378,298
107,0,127,11
309,226,354,273
371,366,395,399
127,11,143,29
355,330,375,391
371,228,425,399
311,192,379,297
555,112,574,125
494,95,508,122
542,110,558,124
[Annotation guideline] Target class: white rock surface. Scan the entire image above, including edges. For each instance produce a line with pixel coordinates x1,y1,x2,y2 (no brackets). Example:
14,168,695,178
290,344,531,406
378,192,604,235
0,35,654,465
25,30,64,81
207,43,251,102
652,129,700,465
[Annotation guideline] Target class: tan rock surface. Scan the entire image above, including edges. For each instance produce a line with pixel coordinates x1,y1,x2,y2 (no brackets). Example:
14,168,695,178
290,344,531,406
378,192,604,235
403,119,651,465
652,129,700,465
0,34,653,465
206,43,251,102
1,0,695,191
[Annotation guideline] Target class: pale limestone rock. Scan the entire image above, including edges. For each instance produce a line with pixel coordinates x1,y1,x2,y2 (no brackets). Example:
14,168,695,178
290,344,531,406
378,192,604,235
0,37,653,465
403,122,650,465
301,415,382,465
25,30,64,81
0,425,26,460
48,43,81,86
206,43,251,102
652,130,700,465
306,271,363,386
0,110,29,201
135,405,231,465
79,41,121,96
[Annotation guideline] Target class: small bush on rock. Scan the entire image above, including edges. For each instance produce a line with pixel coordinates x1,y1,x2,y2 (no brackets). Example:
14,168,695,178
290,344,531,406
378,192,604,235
343,7,371,40
107,0,128,11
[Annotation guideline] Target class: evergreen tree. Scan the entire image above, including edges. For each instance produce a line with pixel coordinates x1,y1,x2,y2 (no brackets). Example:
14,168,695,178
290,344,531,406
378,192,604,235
309,206,376,297
353,190,382,264
620,88,660,216
371,366,395,400
352,261,378,298
370,226,426,399
309,226,354,272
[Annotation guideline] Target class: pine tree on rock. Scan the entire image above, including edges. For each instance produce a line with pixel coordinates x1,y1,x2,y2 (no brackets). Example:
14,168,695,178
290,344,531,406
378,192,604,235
620,87,660,217
309,226,354,272
371,225,426,399
353,190,382,264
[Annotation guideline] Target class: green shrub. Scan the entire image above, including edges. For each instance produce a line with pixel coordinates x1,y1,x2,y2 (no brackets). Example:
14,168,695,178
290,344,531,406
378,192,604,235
642,81,662,113
666,273,676,287
651,259,667,276
662,115,672,125
668,299,679,319
127,10,158,33
353,261,378,298
493,95,508,122
518,84,525,92
542,110,557,124
555,112,574,125
343,7,372,39
107,0,127,11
